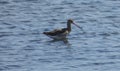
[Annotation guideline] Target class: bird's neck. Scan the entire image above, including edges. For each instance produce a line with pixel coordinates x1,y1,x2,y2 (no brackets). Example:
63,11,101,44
67,22,71,32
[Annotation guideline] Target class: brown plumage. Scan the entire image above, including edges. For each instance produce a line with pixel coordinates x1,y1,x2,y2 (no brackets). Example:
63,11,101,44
43,28,68,36
43,19,82,39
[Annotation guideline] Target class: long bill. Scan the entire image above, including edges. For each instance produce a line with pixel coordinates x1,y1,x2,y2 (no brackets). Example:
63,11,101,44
73,23,86,33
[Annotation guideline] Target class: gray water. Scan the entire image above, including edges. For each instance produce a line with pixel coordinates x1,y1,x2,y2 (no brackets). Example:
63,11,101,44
0,0,120,71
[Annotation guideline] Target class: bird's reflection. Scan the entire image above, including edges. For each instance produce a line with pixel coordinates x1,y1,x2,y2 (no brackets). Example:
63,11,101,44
48,38,71,47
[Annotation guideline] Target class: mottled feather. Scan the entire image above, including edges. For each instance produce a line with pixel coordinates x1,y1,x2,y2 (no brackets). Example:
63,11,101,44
43,28,68,36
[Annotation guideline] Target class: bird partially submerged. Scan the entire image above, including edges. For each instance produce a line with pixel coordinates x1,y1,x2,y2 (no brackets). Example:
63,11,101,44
43,19,83,40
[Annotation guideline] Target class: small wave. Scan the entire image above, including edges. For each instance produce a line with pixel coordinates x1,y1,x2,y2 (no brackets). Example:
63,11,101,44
81,62,115,66
12,0,39,3
38,58,53,63
0,1,9,5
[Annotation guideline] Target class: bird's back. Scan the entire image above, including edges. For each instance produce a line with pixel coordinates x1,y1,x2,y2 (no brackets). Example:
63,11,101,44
43,28,68,36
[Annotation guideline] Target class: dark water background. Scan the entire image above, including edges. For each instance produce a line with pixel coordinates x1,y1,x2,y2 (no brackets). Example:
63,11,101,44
0,0,120,71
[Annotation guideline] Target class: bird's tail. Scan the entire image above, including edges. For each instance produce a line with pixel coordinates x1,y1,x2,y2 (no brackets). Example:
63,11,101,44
43,32,46,34
43,32,48,35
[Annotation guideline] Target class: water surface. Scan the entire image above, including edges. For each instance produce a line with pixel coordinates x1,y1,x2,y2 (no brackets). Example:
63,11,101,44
0,0,120,71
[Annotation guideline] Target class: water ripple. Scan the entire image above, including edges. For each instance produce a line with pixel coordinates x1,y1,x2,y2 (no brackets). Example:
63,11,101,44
0,0,120,71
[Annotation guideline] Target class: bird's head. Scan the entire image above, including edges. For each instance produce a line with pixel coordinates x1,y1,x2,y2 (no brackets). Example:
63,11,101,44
67,19,74,24
67,19,84,30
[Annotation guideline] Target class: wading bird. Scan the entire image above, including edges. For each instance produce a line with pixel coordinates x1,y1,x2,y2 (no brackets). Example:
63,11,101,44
43,19,84,40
